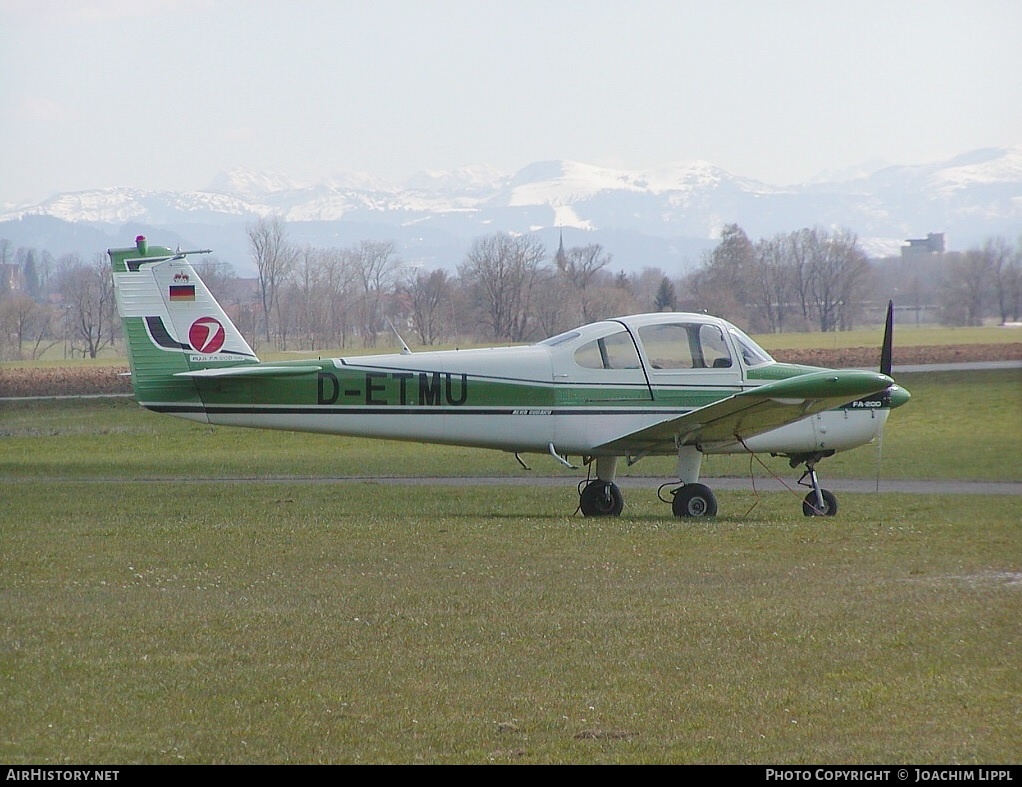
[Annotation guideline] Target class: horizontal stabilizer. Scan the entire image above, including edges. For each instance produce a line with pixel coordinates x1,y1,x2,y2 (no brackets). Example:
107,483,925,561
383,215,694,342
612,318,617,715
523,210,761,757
174,365,322,379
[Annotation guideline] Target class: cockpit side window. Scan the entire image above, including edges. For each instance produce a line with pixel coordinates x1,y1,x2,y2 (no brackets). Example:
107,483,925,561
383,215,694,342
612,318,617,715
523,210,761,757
699,324,733,368
638,322,735,370
638,323,693,369
573,329,641,370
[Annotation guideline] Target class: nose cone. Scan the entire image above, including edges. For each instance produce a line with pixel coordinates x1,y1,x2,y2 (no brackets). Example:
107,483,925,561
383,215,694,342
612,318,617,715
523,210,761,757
888,384,911,408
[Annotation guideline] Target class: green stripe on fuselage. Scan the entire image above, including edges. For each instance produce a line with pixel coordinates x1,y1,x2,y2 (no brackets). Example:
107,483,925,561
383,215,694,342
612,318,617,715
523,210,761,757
188,363,741,414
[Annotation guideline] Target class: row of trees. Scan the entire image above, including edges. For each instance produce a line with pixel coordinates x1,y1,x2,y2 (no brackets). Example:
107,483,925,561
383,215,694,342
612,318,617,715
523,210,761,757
2,221,1021,361
686,224,873,333
689,224,1022,333
241,216,660,351
0,244,116,361
242,218,1022,348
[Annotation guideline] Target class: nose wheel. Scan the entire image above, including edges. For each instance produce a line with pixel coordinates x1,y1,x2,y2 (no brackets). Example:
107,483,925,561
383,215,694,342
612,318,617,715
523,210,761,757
796,456,838,517
802,488,838,517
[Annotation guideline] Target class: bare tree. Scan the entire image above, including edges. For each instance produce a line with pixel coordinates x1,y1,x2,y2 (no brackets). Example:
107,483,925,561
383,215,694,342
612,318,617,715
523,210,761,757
684,224,757,323
804,229,871,332
247,216,297,345
939,250,991,326
407,267,454,345
530,268,573,338
459,233,547,342
350,240,402,347
321,248,357,349
632,267,673,311
58,253,117,358
556,242,612,323
1009,237,1022,322
747,235,797,333
191,256,237,304
0,294,55,360
985,237,1016,325
787,227,818,325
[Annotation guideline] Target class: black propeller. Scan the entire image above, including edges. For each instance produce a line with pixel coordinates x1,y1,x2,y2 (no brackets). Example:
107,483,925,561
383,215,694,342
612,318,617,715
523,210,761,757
875,300,895,492
876,300,895,407
880,299,894,377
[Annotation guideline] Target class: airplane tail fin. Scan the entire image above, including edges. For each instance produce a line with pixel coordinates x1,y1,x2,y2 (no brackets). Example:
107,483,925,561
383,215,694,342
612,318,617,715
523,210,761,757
110,236,259,412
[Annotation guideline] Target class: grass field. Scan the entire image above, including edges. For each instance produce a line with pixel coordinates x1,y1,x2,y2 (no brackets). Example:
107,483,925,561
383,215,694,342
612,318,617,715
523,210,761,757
2,485,1019,764
1,367,1020,763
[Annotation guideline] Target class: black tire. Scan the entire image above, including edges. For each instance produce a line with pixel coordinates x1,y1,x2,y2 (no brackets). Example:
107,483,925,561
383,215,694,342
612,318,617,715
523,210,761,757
579,481,624,517
802,489,838,517
671,483,718,518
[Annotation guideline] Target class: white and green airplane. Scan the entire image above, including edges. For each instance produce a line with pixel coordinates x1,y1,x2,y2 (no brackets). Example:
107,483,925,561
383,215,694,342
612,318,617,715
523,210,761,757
110,236,910,518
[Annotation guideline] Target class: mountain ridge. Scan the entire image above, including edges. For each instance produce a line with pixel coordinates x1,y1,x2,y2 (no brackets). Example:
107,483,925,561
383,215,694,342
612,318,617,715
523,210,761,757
2,146,1019,275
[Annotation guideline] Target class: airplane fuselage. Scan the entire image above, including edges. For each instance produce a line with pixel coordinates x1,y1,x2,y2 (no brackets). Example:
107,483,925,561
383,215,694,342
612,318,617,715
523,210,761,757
146,317,900,459
110,238,909,517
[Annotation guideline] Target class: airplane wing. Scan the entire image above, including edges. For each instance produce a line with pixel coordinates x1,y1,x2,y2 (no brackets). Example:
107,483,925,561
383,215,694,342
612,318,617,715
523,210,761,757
595,369,894,455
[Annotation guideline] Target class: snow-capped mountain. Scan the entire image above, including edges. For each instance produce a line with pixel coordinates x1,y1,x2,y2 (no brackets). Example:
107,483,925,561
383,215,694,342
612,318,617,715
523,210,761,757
2,147,1020,275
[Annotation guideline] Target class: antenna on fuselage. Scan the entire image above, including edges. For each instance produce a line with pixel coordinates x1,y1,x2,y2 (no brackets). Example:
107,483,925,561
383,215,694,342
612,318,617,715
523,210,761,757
386,317,413,355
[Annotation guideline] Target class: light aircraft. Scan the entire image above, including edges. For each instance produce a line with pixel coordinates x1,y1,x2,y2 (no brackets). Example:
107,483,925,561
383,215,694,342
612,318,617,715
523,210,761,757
110,236,910,518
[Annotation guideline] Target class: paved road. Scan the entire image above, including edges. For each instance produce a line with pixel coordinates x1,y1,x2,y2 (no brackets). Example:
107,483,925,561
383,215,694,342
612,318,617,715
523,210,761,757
313,476,1022,496
891,360,1022,373
13,474,1013,496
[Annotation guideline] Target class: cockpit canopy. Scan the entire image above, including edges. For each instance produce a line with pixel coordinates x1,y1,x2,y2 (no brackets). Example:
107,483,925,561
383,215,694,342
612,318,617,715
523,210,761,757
537,313,773,377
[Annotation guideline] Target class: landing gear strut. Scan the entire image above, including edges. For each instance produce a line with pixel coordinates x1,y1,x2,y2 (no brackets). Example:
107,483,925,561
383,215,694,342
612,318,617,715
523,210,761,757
793,453,838,517
664,445,718,518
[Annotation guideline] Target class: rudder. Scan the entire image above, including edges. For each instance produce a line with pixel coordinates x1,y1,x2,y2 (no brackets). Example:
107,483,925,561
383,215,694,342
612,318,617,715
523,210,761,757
110,235,258,416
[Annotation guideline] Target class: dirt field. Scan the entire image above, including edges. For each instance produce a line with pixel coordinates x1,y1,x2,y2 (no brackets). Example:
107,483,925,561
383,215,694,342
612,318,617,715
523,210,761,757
773,342,1022,369
2,344,1019,398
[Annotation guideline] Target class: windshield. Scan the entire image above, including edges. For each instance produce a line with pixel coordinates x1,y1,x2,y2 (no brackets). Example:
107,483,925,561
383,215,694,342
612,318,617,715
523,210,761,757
728,327,773,367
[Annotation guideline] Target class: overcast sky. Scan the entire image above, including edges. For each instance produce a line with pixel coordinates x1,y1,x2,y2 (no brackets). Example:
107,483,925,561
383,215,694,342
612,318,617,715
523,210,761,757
2,0,1020,204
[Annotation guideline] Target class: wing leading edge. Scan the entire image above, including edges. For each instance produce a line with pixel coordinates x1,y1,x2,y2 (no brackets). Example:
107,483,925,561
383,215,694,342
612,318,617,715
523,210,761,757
595,369,895,455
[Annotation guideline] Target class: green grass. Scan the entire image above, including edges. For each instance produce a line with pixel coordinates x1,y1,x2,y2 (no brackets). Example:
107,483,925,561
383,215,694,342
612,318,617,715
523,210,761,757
1,483,1019,764
1,368,1020,763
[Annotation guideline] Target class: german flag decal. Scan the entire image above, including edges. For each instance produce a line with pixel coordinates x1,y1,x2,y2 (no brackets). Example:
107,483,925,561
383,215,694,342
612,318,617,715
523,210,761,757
169,284,195,301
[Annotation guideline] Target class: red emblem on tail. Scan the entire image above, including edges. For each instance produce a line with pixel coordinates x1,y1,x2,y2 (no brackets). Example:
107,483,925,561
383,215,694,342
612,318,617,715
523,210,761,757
188,317,226,354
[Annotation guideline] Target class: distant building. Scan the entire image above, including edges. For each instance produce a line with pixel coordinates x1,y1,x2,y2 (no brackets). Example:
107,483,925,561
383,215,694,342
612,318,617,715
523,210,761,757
0,262,22,292
901,232,945,257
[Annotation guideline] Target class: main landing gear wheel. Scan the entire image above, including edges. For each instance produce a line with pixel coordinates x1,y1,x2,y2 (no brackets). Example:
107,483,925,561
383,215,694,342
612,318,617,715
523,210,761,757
579,480,624,517
671,483,718,518
802,489,838,517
